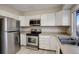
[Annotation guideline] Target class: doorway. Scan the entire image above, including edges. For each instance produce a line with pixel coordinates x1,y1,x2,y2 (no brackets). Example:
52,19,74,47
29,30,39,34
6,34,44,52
0,18,3,53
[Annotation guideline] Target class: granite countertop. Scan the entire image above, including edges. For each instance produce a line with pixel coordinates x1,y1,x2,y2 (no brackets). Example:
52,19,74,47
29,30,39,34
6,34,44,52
56,36,79,54
20,31,31,34
40,32,79,54
60,44,79,54
20,31,79,54
39,32,71,37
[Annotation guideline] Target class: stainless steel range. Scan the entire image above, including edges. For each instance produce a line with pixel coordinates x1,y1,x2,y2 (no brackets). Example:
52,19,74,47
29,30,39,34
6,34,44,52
26,29,41,49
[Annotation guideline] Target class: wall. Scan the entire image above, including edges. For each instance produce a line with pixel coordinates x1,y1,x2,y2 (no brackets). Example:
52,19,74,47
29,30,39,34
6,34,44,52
23,7,62,16
71,5,79,37
0,5,21,19
0,5,62,20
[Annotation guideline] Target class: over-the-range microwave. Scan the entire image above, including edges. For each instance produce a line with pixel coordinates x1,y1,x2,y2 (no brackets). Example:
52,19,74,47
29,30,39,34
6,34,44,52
30,19,40,26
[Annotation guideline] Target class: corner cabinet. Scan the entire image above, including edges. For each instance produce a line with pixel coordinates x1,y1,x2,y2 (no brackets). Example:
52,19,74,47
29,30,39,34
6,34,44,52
19,16,30,26
55,10,70,26
41,13,55,26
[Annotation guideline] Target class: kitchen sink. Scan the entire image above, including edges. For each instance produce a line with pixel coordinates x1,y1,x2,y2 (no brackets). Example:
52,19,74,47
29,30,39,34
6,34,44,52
59,37,79,46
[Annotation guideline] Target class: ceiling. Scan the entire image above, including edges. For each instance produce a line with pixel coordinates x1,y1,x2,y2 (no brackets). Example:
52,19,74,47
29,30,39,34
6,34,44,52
6,4,63,12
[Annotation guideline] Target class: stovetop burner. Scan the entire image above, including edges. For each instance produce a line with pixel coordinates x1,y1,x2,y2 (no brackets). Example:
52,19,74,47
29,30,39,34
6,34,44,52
26,32,41,36
27,33,39,36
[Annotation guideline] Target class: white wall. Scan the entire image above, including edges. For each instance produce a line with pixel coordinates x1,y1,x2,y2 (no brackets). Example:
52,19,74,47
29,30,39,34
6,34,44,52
23,7,62,16
0,5,62,20
0,5,20,19
71,11,76,37
71,5,79,37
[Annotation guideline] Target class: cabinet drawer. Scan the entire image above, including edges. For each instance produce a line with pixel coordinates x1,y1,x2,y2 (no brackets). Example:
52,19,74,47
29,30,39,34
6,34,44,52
39,35,50,38
39,38,49,43
39,40,49,44
39,43,50,49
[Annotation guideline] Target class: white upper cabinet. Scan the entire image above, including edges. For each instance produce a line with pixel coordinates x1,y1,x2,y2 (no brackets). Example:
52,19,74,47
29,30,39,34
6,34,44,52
41,13,55,26
30,15,41,19
47,13,55,26
56,10,70,26
55,11,62,26
19,16,30,26
19,16,26,26
62,10,70,26
41,14,48,26
19,10,70,26
25,16,30,26
19,15,41,26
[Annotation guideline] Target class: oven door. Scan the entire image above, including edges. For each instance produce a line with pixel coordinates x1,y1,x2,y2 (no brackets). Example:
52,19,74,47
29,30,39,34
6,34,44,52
27,36,38,46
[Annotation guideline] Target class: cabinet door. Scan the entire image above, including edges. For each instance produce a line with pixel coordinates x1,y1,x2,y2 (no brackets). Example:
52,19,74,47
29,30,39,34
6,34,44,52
47,13,55,26
41,14,48,26
20,34,26,45
39,35,50,49
49,37,57,50
19,16,30,26
55,11,62,26
25,16,30,26
19,16,26,26
41,13,55,26
56,10,70,26
39,42,50,49
62,10,70,26
39,35,58,50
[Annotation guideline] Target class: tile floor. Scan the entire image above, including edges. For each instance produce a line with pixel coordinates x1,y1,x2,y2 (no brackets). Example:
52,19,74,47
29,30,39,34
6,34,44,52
17,46,56,54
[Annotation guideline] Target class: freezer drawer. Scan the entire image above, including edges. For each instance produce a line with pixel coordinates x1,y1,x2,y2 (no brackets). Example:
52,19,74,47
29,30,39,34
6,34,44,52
3,32,20,54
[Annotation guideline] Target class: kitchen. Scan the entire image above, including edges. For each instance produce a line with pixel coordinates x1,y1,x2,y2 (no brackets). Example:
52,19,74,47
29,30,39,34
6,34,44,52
0,4,79,54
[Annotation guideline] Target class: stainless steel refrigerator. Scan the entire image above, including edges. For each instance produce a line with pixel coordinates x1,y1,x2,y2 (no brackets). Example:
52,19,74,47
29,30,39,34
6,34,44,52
0,17,20,54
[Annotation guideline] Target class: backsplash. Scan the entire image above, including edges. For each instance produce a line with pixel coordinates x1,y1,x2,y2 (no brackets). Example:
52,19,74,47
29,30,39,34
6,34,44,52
20,26,70,34
41,27,68,33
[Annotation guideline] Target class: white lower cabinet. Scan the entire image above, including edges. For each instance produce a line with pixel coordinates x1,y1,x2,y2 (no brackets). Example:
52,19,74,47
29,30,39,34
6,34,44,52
39,35,58,51
39,42,50,49
49,37,57,50
39,36,50,49
20,34,26,45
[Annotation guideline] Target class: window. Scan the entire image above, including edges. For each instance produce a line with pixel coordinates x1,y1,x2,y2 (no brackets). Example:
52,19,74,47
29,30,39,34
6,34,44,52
76,10,79,36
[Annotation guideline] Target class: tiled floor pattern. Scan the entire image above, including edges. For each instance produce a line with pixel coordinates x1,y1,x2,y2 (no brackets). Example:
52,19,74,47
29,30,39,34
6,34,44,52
17,46,56,54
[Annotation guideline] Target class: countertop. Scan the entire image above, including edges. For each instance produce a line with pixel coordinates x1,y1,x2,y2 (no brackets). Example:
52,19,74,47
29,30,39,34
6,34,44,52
20,31,31,34
56,35,79,54
39,32,79,54
60,44,79,54
39,32,71,37
20,32,79,54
